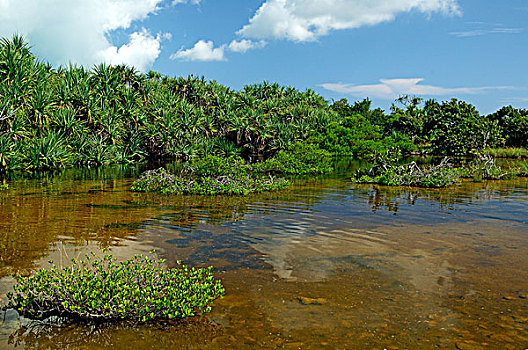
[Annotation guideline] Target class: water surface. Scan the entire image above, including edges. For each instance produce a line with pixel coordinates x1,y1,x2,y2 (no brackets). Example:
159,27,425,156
0,166,527,349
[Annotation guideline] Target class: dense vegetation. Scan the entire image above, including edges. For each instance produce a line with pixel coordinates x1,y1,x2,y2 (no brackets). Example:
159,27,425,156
131,156,289,196
7,252,224,322
130,143,337,196
1,35,527,176
354,155,528,188
353,158,460,188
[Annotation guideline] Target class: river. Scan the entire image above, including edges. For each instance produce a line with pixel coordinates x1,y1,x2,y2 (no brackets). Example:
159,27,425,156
0,164,527,349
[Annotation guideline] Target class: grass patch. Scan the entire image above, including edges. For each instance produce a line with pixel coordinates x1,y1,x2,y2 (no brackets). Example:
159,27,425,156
6,252,224,322
481,148,528,159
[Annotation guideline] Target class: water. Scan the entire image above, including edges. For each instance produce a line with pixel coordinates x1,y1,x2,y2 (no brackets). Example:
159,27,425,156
0,165,527,349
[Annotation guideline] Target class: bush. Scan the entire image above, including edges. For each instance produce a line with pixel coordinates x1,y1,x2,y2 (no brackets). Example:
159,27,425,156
190,155,250,177
7,253,225,322
255,141,333,175
457,155,516,180
131,156,289,196
317,114,415,159
424,99,503,155
354,158,460,188
488,106,528,148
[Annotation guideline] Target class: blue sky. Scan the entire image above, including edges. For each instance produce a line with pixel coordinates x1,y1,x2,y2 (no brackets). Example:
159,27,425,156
1,0,526,113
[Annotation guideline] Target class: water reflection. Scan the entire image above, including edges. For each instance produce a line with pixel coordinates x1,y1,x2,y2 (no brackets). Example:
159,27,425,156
1,309,220,349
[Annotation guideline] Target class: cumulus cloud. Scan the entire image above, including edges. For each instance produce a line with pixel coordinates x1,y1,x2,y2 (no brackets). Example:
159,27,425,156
321,78,512,99
228,39,267,53
170,39,267,61
97,29,162,71
238,0,461,42
170,40,226,61
0,0,165,70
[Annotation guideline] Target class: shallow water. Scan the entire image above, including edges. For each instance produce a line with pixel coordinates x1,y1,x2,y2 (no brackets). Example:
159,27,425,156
0,165,527,349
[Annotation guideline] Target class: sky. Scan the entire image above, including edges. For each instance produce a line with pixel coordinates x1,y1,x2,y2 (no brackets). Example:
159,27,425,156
0,0,527,114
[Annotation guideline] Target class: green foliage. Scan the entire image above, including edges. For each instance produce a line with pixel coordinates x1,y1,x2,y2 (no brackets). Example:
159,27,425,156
481,147,528,159
355,155,528,187
487,106,528,148
1,36,526,173
456,155,514,181
256,141,334,175
423,99,503,155
190,155,250,177
0,36,340,173
316,114,416,159
7,252,225,322
131,156,289,196
0,182,8,191
354,158,460,188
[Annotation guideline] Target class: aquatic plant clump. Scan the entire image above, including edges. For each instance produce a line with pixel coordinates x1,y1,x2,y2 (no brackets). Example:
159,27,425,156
131,167,289,196
0,183,8,191
7,253,225,322
457,155,526,181
354,158,460,188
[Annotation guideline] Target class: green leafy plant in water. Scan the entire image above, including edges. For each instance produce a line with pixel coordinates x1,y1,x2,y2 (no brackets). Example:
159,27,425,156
457,155,517,180
353,157,460,188
0,182,8,191
131,155,289,196
6,252,225,322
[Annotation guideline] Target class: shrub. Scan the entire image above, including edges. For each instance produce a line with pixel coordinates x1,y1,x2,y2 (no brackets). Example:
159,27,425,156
423,99,503,155
190,155,250,177
7,253,225,322
457,155,516,180
314,112,416,159
131,158,289,196
256,141,333,175
354,158,460,188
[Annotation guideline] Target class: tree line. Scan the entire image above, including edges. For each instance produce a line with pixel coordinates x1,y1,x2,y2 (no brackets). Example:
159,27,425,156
1,35,526,173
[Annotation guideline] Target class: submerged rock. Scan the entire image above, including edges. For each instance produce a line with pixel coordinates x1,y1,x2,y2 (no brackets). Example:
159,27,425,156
296,296,327,305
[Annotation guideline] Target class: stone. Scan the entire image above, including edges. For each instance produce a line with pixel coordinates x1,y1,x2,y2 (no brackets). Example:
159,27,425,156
297,296,327,305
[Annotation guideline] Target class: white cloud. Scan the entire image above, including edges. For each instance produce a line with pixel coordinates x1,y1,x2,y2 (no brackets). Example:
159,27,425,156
0,0,164,70
450,27,523,38
502,97,528,103
97,29,162,71
238,0,461,42
169,39,266,62
170,40,226,61
172,0,200,5
321,78,512,99
228,39,267,53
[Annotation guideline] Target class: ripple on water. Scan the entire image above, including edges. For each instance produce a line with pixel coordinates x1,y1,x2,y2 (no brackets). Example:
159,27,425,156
1,170,527,348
